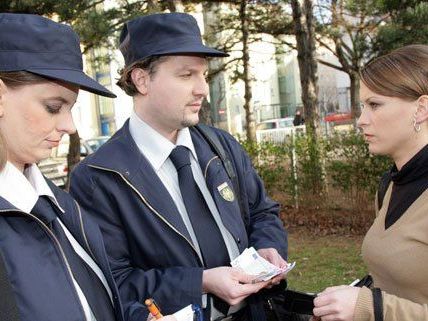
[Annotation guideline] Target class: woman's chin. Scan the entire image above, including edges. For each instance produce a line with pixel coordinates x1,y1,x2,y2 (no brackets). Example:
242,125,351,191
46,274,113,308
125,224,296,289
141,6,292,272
368,144,387,156
35,149,53,164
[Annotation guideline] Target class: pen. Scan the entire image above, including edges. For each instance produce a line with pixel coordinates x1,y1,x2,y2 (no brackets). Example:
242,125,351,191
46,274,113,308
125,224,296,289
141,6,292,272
145,298,163,319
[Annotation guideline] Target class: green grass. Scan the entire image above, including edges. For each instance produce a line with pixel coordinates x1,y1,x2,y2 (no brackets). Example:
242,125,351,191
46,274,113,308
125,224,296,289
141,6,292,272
286,230,367,293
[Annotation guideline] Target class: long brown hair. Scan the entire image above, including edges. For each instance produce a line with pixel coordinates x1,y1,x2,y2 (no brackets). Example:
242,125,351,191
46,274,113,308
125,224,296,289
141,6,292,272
360,45,428,101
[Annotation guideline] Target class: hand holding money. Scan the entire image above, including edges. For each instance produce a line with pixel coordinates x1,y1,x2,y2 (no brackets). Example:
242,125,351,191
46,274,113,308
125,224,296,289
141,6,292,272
231,247,296,283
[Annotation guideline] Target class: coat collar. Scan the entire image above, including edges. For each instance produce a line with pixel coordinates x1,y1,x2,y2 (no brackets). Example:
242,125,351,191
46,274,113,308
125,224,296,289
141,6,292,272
0,182,124,321
92,120,216,177
87,121,196,243
86,121,246,248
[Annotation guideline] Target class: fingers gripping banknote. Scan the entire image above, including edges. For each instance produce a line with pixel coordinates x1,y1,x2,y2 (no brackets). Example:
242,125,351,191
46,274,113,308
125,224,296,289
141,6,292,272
231,247,296,283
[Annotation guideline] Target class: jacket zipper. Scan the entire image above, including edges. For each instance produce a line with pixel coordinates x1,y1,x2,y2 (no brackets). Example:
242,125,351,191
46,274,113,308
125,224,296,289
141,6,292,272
73,201,116,305
88,165,204,266
0,209,87,318
74,200,96,259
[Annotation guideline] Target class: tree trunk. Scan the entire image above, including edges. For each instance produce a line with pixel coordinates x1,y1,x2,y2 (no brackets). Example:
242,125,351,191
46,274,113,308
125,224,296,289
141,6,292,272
146,0,160,12
330,0,363,127
291,0,324,193
291,0,320,135
65,131,81,191
240,0,256,142
165,0,184,12
349,71,361,126
199,98,213,126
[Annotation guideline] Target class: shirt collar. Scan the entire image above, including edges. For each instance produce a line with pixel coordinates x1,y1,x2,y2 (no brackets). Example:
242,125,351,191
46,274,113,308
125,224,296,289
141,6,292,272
390,144,428,185
0,162,64,213
129,110,198,171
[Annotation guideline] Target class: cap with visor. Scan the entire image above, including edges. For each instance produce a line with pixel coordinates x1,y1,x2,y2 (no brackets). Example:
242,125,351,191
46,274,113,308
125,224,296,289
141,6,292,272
0,13,116,98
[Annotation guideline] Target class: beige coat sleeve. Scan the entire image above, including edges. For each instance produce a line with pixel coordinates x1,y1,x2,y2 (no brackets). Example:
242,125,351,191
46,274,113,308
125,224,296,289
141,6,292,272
354,286,428,321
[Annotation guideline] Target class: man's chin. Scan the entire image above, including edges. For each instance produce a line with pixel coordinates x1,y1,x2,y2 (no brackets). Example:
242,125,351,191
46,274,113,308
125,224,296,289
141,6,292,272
181,117,199,128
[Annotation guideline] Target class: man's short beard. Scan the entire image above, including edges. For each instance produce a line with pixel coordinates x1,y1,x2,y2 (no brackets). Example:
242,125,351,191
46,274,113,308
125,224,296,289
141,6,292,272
180,118,199,128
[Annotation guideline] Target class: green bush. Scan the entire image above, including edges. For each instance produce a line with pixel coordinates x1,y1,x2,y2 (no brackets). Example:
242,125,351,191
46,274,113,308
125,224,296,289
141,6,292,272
242,131,392,213
324,130,391,209
240,139,292,195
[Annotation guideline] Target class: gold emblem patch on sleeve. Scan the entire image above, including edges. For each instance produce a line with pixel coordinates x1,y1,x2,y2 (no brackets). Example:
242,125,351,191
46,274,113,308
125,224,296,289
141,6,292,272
217,182,235,202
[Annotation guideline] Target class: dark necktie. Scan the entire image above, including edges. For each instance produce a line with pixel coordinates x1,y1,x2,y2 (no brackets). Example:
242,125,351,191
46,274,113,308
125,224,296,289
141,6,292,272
170,146,230,314
31,196,116,321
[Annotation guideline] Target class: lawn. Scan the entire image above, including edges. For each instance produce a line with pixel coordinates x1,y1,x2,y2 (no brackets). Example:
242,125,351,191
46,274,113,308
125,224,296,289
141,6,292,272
285,229,367,293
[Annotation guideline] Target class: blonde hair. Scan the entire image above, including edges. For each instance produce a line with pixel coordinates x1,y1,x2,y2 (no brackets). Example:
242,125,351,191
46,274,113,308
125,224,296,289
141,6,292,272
360,44,428,101
0,133,6,171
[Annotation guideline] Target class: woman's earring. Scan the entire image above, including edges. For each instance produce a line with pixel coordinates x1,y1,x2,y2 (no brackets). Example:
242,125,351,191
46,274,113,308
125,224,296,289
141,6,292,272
413,114,421,132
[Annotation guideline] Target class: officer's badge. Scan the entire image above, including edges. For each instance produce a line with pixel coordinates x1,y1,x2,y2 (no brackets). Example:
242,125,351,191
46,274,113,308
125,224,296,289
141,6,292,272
217,182,235,202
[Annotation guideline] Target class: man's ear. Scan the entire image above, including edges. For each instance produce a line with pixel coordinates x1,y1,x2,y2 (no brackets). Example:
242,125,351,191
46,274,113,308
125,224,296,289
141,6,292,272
130,68,149,95
415,95,428,123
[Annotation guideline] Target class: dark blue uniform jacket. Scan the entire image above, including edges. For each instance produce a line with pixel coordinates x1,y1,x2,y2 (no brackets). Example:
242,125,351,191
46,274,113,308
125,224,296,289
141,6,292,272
0,180,124,321
70,121,287,321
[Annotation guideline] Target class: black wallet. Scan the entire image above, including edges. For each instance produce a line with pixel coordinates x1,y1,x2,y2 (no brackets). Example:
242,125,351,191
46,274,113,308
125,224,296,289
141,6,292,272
264,285,316,316
281,289,316,315
264,275,373,318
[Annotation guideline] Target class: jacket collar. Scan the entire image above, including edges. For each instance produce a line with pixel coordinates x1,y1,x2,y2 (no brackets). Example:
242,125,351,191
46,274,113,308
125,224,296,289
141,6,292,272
88,120,219,178
86,121,226,243
0,195,18,212
0,182,124,321
86,121,246,252
87,121,195,242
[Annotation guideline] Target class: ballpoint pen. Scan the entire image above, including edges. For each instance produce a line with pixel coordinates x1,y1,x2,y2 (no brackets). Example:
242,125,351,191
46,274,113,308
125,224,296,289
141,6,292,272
145,298,163,319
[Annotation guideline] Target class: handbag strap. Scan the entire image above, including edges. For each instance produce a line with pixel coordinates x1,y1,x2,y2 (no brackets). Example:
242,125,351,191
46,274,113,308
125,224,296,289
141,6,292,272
371,288,383,321
0,250,21,321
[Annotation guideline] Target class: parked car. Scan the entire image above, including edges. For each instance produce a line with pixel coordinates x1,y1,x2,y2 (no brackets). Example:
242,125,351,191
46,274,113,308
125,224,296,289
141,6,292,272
324,112,352,124
256,117,305,143
54,135,110,158
39,136,110,187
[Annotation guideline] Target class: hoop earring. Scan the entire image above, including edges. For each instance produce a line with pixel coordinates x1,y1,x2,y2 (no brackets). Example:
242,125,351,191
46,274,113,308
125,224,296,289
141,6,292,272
413,116,421,132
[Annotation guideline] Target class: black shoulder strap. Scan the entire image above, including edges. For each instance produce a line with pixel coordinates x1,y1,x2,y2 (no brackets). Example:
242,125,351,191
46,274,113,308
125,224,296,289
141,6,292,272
193,124,247,226
193,124,236,180
372,288,384,321
377,172,392,211
0,250,21,321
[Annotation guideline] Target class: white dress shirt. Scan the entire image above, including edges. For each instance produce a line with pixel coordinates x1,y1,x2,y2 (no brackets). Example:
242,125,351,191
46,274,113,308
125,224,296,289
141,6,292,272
129,111,243,318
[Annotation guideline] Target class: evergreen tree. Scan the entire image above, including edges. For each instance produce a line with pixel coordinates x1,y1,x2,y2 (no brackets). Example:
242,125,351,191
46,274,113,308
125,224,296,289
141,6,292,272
374,0,428,55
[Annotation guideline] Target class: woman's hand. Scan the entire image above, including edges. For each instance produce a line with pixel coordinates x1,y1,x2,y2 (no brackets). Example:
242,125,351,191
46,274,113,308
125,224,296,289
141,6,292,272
313,285,360,321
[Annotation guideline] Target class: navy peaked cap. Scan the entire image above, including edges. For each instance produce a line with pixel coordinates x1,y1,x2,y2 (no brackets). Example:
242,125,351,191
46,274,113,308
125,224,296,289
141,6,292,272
119,13,228,66
0,13,115,98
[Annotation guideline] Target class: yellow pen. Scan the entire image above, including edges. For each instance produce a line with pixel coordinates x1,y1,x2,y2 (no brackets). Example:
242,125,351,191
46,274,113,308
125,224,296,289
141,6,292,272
145,298,163,319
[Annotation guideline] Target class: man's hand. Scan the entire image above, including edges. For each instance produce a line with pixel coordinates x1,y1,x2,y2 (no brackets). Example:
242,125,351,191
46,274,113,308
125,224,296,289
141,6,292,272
257,248,288,286
202,267,269,305
313,285,360,321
